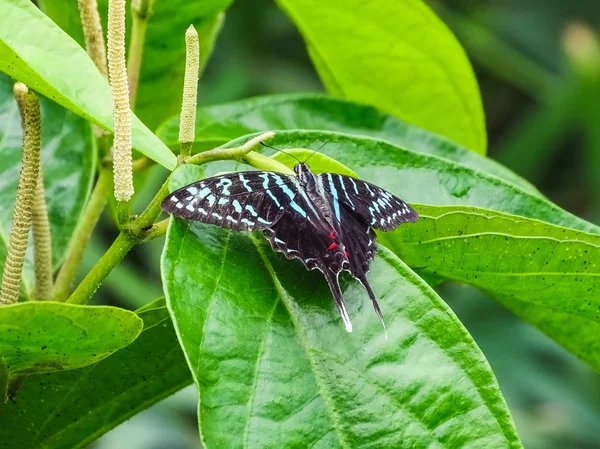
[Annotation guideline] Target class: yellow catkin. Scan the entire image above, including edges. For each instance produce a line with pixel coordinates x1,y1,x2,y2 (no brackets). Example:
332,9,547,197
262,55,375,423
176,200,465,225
107,0,134,202
32,172,53,300
179,25,200,156
77,0,108,79
0,84,41,305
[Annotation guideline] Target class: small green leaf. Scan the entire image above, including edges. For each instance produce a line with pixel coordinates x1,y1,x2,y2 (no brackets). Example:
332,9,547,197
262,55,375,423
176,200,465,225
162,215,522,448
40,0,233,131
0,0,176,169
0,73,95,298
0,302,142,381
383,205,600,371
156,94,529,190
0,299,191,449
274,0,486,153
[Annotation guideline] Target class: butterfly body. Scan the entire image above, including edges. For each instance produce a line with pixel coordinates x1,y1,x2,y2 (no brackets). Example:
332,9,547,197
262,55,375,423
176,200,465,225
161,162,418,333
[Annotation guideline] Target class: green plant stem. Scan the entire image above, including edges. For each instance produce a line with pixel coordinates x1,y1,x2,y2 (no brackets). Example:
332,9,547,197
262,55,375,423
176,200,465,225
127,1,151,107
66,232,136,305
143,218,169,241
66,134,277,305
116,200,131,229
53,168,112,301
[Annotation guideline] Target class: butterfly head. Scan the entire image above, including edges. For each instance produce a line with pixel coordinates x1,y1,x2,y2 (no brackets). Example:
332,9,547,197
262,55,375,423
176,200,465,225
294,163,317,188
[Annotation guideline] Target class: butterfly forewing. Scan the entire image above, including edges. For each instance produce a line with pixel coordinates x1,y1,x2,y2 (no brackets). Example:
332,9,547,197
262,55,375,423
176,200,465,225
161,171,298,231
318,173,418,230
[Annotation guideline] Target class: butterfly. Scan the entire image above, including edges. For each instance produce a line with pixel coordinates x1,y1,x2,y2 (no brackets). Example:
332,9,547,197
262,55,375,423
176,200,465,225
161,161,418,334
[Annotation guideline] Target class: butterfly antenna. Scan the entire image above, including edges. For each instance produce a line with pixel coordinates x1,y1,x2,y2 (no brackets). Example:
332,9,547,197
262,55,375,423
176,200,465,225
259,141,302,164
303,141,329,165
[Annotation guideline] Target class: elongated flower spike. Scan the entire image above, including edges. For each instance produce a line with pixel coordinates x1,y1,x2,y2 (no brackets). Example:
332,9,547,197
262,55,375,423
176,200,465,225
32,171,53,301
77,0,108,78
179,25,200,159
107,0,134,203
0,83,42,305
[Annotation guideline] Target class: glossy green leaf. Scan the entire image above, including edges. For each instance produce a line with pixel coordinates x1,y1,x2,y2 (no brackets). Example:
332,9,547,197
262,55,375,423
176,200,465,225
0,302,142,385
162,214,522,448
274,0,486,153
0,73,95,297
40,0,232,131
156,94,531,191
382,205,600,371
0,0,176,169
0,299,191,449
210,131,598,234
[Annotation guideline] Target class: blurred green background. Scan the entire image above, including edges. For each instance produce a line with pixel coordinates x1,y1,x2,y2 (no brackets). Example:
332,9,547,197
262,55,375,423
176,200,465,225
88,0,600,447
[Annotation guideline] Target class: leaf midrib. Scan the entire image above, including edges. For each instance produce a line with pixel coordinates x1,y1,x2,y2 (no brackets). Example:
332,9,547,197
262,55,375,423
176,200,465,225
249,233,352,449
249,235,517,448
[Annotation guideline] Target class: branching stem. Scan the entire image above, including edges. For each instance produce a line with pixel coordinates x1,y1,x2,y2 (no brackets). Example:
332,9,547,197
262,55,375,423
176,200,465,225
66,132,281,305
53,168,113,301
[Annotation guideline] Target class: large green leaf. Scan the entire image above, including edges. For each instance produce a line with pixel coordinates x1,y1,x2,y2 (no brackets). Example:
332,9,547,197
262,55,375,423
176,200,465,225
275,0,486,153
156,94,534,192
199,133,599,372
0,299,191,449
207,131,598,234
0,302,142,395
40,0,233,131
382,205,600,370
0,73,95,297
0,0,176,169
162,214,522,448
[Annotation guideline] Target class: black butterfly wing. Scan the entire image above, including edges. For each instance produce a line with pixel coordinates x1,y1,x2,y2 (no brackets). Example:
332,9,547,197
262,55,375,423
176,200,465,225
334,203,387,334
317,173,418,230
161,171,299,231
263,207,355,332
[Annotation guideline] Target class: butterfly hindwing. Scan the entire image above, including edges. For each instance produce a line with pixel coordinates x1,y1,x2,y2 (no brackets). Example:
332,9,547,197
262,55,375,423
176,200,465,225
161,171,298,231
318,173,418,230
263,205,354,331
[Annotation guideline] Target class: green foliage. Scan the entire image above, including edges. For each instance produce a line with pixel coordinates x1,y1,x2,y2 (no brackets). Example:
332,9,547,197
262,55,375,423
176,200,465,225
39,0,233,131
0,0,175,169
156,94,531,191
0,73,94,297
162,215,521,448
211,131,597,233
0,0,597,447
383,205,600,370
0,299,190,449
275,0,487,153
0,302,142,397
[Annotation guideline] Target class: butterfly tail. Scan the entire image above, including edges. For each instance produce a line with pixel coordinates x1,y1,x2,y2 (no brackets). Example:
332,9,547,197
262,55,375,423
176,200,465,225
357,275,388,340
323,270,353,333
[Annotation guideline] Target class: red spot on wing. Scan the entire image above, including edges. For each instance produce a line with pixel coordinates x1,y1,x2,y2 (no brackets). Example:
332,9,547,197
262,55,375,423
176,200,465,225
345,251,349,257
329,231,335,240
328,242,337,250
